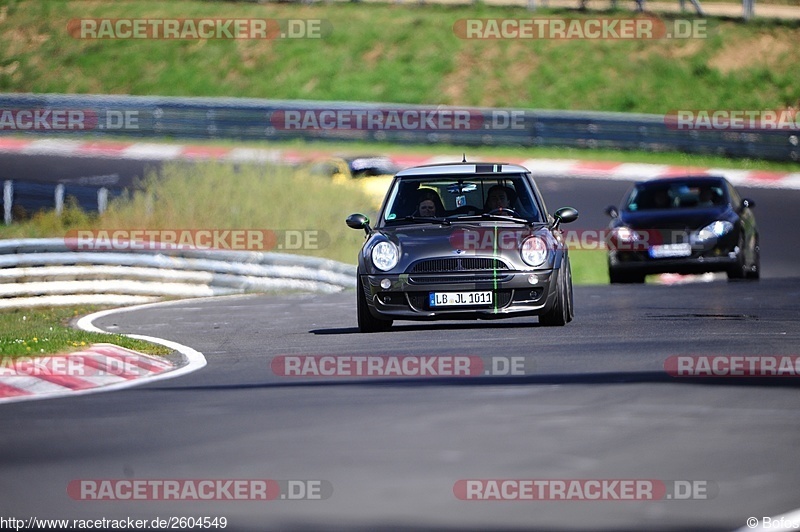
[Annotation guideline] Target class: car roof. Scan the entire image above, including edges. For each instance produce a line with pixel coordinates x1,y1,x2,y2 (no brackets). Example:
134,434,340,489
634,175,727,187
395,162,528,177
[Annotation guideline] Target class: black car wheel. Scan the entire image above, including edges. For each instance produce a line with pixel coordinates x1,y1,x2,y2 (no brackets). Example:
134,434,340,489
565,258,574,323
357,276,393,333
745,235,760,280
539,263,569,326
727,234,748,281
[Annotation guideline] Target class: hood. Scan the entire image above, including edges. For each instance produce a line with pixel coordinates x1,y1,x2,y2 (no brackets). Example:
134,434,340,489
369,222,548,272
619,206,731,230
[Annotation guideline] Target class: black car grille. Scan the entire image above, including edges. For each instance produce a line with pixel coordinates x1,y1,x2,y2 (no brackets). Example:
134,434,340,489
409,258,509,273
409,273,513,284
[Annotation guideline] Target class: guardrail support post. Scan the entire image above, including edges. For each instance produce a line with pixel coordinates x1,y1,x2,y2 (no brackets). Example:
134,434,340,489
743,0,754,20
97,187,108,214
55,184,65,216
3,180,12,225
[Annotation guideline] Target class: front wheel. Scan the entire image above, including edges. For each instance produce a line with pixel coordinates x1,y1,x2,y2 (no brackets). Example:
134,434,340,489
727,235,748,281
539,264,570,326
357,277,393,333
745,236,760,280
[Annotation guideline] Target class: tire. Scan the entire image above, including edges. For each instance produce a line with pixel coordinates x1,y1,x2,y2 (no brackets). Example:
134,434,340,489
609,268,645,284
565,258,574,323
539,264,569,327
357,276,392,333
727,234,747,280
745,235,760,280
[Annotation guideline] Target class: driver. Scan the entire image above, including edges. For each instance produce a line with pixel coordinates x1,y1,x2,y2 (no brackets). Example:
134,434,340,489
485,185,513,213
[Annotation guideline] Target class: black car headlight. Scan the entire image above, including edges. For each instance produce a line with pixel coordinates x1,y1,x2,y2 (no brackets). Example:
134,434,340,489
612,226,640,243
521,236,548,267
694,221,734,244
371,241,399,271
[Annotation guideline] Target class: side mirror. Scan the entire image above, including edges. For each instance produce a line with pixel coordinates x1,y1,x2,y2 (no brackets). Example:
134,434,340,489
605,205,619,218
552,207,579,229
346,213,372,236
741,198,755,209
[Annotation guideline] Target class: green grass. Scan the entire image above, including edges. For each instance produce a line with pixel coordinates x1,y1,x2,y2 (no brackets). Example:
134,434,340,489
569,249,609,284
0,1,798,114
0,306,171,358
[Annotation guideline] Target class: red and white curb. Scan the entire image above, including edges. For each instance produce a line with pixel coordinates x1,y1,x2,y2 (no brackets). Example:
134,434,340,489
0,343,172,401
0,299,208,404
1,137,798,190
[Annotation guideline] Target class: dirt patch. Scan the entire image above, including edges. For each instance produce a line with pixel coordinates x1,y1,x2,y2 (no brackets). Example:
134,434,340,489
709,33,792,73
441,42,538,106
1,28,49,58
362,42,384,67
236,40,275,71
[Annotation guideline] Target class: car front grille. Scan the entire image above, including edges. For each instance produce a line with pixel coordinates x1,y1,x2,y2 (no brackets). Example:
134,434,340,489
409,258,509,274
409,273,513,284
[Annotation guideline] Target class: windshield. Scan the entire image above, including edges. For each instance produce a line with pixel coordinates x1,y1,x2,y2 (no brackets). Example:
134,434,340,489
381,175,545,224
625,181,728,211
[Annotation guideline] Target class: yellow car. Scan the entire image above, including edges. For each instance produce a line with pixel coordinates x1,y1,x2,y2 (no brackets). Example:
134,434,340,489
310,156,399,208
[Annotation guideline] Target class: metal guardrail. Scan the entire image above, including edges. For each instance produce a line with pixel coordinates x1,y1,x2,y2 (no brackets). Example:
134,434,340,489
0,238,356,308
2,180,123,223
1,93,797,162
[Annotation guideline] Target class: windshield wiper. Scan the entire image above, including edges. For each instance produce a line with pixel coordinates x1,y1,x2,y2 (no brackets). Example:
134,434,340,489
451,214,533,227
398,216,451,226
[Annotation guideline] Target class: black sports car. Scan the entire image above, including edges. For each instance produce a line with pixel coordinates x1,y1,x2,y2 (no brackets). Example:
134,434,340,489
605,176,759,284
346,162,579,332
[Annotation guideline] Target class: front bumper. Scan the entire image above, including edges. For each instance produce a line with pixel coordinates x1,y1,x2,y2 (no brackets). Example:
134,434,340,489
609,242,740,275
360,270,558,320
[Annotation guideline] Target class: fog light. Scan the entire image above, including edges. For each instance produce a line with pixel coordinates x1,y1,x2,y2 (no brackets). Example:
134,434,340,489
380,278,391,289
527,274,538,285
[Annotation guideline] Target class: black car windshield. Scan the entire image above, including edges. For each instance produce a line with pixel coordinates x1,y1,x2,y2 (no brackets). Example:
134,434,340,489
625,181,728,211
381,175,545,224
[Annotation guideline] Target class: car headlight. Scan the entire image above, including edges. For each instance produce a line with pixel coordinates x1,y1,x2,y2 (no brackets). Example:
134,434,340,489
371,241,399,271
695,221,733,243
613,226,640,242
521,236,548,267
